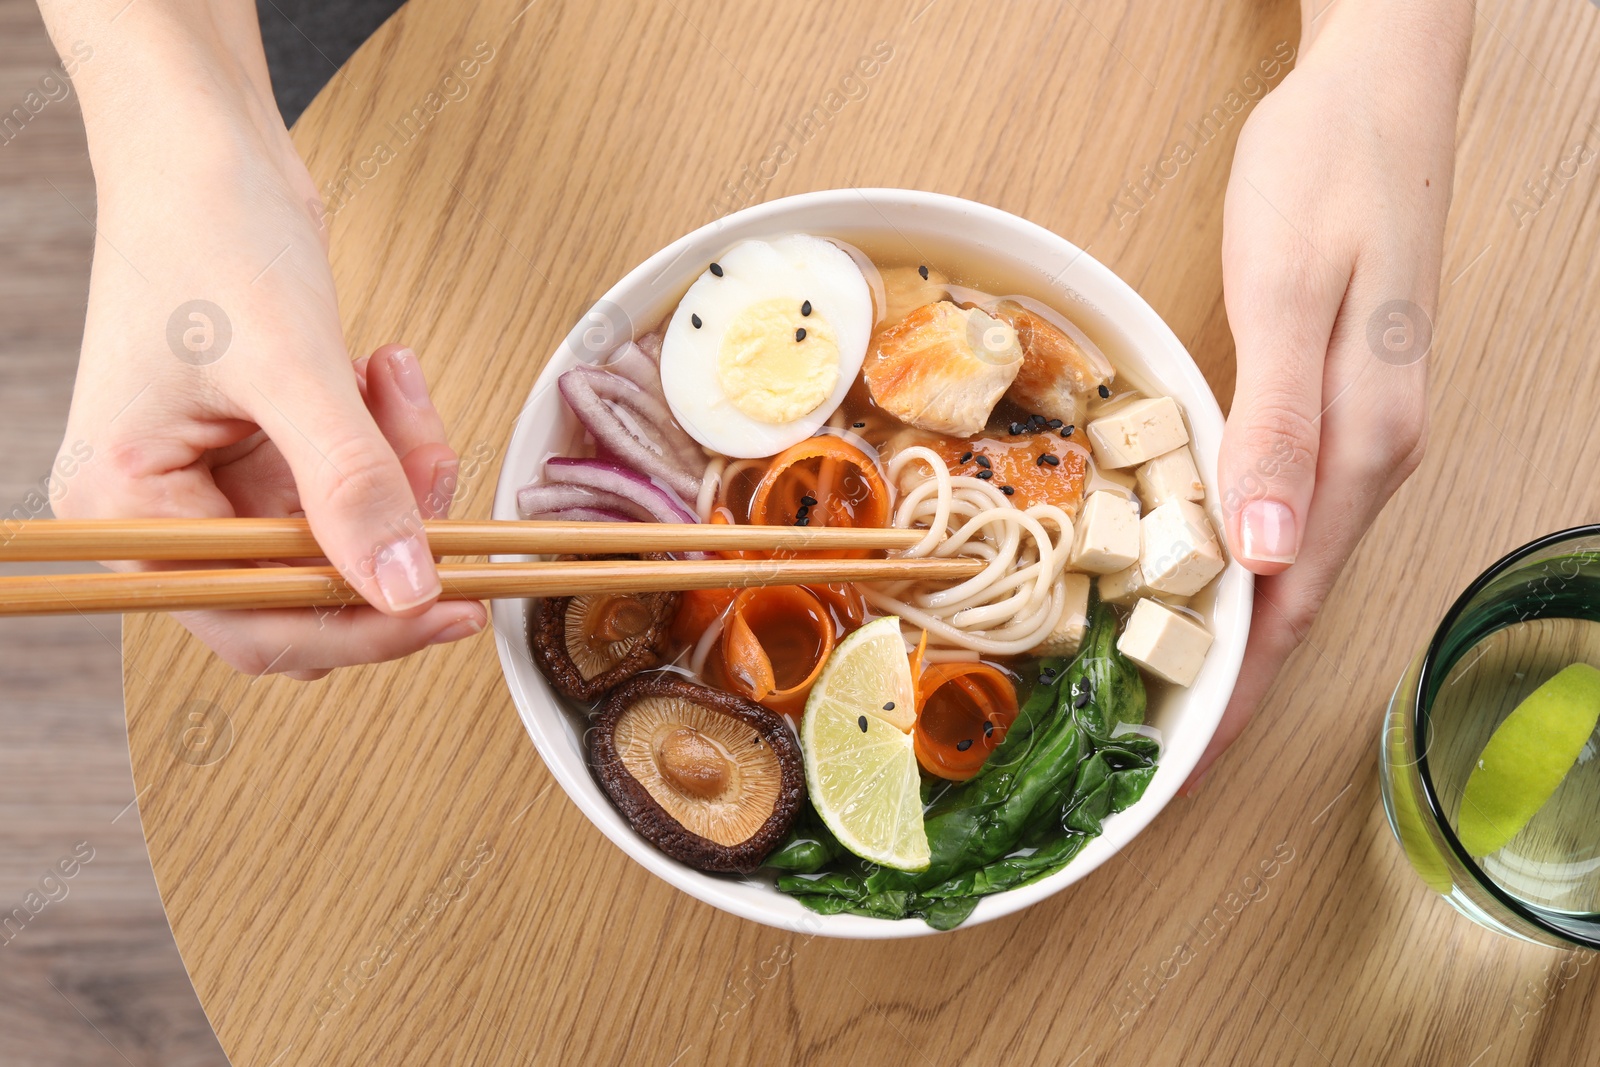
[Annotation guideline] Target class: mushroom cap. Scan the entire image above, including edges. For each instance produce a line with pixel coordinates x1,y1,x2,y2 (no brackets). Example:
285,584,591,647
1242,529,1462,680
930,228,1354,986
590,673,806,873
528,556,678,702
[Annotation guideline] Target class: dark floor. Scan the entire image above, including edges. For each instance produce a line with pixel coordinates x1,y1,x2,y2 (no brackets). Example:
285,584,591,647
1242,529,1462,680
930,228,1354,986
0,2,226,1063
257,0,405,124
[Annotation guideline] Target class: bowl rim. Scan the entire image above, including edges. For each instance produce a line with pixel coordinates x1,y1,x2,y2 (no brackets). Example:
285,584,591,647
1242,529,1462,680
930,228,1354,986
490,187,1254,938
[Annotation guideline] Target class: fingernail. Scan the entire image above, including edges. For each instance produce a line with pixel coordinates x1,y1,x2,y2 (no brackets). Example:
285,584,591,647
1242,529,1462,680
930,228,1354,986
427,612,484,646
1182,768,1210,797
388,347,432,409
1239,500,1297,565
428,458,460,519
373,532,441,612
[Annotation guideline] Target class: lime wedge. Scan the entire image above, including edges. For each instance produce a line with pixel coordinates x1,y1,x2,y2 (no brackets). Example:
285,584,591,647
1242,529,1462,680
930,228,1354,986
1457,662,1600,858
801,616,928,872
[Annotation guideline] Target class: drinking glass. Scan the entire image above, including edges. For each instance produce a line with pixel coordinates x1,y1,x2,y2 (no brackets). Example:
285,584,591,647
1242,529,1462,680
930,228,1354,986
1380,525,1600,949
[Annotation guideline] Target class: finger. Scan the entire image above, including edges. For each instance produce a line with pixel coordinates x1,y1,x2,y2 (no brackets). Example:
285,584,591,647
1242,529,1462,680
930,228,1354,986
175,598,488,675
1217,178,1352,576
209,433,302,519
364,344,459,519
245,351,441,617
1185,283,1427,793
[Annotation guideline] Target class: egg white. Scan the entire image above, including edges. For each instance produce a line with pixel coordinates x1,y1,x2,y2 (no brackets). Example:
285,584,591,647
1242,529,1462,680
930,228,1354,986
661,235,872,459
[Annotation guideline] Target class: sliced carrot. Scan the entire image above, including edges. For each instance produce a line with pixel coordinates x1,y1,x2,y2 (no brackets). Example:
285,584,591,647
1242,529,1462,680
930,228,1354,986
722,608,778,702
718,585,837,716
913,662,1019,781
808,582,868,632
907,628,930,686
749,436,890,556
670,587,737,646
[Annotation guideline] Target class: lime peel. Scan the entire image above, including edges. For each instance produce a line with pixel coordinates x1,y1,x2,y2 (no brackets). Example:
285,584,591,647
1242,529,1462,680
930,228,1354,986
1457,662,1600,859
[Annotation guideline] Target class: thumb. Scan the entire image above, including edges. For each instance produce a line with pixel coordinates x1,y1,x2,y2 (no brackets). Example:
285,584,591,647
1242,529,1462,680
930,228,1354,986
250,362,441,615
1218,208,1349,575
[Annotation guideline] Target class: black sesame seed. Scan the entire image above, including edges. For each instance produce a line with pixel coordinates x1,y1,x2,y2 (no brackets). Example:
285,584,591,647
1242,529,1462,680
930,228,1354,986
1098,384,1111,398
883,701,896,712
691,313,702,329
959,451,973,464
710,262,724,277
1047,418,1063,428
795,516,810,527
975,455,991,469
1000,485,1015,496
1028,414,1045,426
795,327,806,342
1042,453,1060,467
1039,668,1058,684
956,739,974,752
853,421,865,428
1009,422,1025,435
918,264,929,280
1061,425,1075,438
796,504,810,520
976,469,993,480
1036,453,1048,466
800,495,818,506
1074,686,1091,709
858,715,869,733
801,300,812,316
983,720,994,738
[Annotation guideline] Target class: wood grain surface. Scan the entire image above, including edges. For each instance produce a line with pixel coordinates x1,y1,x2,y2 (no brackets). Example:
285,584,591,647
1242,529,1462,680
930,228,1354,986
122,1,1600,1064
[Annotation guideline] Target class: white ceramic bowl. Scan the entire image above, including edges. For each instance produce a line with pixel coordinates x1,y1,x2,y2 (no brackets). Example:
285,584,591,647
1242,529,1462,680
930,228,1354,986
491,189,1253,939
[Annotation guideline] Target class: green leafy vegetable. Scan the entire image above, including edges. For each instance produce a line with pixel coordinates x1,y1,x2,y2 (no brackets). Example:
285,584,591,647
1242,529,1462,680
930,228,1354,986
765,808,846,873
774,604,1159,928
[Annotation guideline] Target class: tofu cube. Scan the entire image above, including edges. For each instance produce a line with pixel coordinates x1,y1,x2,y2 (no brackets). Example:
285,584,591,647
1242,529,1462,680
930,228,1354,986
1070,491,1140,574
1031,573,1092,657
1117,599,1214,686
1098,560,1147,604
1140,499,1225,597
1085,396,1189,469
1135,446,1205,509
1099,561,1190,607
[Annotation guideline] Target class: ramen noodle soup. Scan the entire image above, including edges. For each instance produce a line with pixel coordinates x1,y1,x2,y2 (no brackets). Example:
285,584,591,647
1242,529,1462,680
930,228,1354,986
519,234,1225,927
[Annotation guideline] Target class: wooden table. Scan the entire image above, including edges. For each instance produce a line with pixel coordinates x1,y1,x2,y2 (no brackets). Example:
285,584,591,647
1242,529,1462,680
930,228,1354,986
123,1,1600,1063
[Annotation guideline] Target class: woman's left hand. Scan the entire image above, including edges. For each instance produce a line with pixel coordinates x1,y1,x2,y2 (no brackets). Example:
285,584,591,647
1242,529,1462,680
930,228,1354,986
1186,0,1474,792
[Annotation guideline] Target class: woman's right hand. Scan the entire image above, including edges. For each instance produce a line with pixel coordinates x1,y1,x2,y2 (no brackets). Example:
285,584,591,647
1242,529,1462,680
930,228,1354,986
43,0,486,679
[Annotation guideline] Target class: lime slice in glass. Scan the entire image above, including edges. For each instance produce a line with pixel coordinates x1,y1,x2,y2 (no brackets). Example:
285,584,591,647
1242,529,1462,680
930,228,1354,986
1457,662,1600,858
801,616,928,872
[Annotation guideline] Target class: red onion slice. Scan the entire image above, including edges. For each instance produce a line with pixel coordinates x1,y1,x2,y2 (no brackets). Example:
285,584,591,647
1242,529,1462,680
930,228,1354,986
601,341,662,394
557,369,702,500
536,507,636,523
517,482,656,521
566,365,702,463
542,457,697,524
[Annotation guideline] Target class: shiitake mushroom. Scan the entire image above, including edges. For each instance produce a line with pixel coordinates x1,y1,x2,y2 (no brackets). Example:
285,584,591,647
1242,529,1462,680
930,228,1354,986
590,674,805,873
529,556,678,701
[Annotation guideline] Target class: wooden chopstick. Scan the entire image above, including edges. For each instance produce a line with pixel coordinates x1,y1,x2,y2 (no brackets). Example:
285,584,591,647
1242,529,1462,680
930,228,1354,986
0,557,982,616
0,519,927,561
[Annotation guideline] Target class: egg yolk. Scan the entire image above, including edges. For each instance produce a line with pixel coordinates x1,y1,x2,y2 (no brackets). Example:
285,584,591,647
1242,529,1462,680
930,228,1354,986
716,298,839,424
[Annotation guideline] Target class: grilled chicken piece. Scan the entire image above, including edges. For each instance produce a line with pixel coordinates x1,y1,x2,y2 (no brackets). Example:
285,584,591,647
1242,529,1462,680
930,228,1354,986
863,301,1022,437
995,299,1114,427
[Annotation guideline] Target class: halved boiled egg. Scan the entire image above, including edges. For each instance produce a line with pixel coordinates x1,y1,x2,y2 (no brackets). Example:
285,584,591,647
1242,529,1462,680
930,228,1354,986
661,235,872,459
